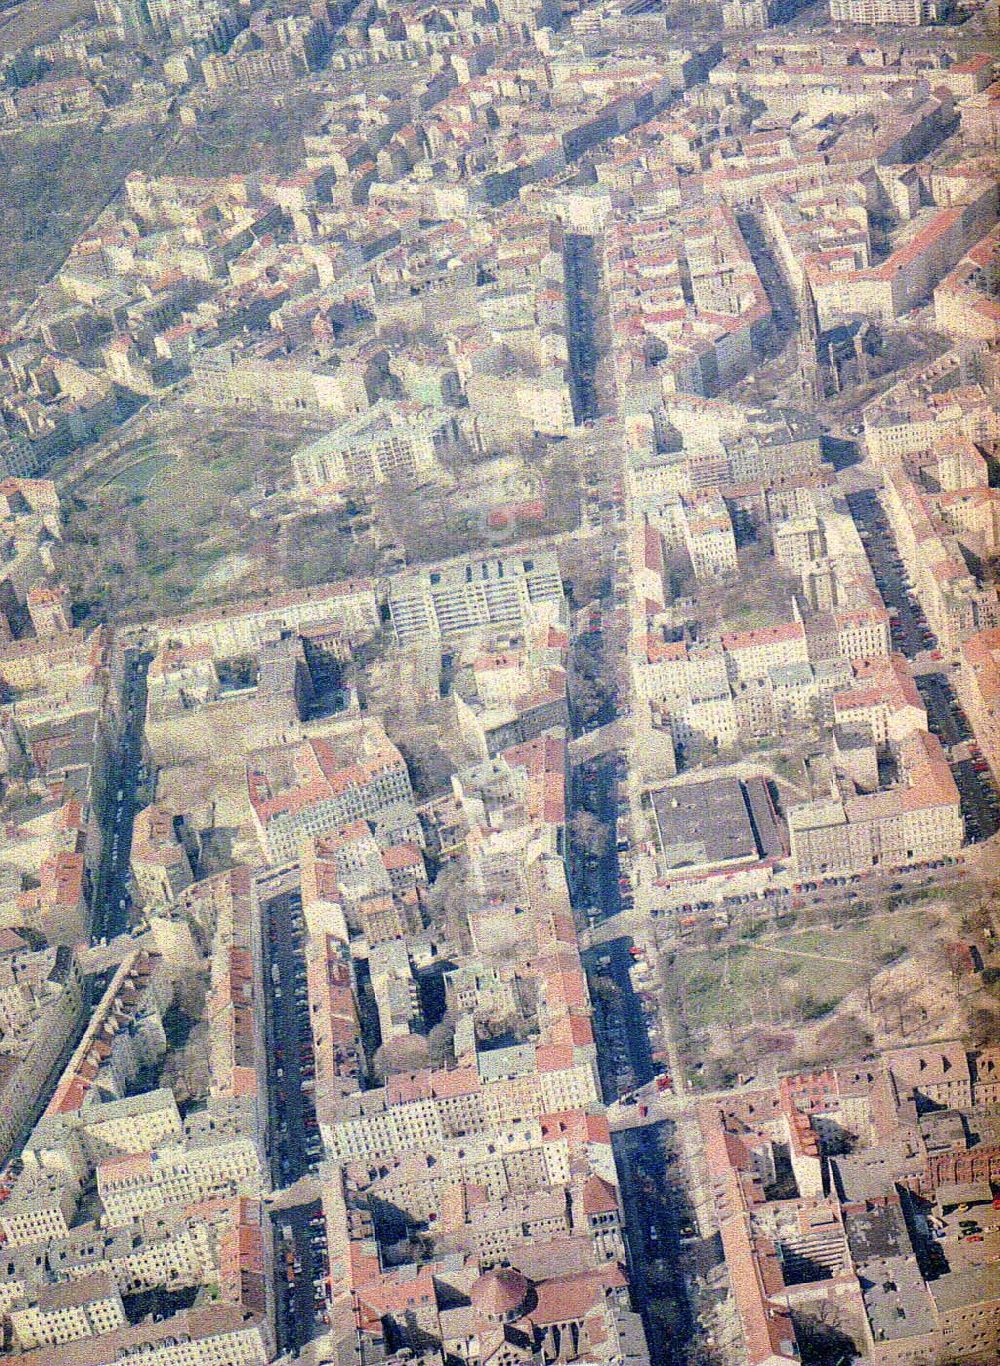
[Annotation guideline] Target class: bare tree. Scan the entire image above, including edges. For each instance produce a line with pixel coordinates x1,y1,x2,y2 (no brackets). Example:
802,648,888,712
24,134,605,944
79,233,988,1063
427,1013,456,1068
571,810,611,859
967,1007,1000,1047
372,1034,431,1080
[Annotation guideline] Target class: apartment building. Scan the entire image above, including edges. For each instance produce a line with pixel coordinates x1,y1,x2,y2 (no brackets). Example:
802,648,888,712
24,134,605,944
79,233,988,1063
26,1090,183,1177
635,636,730,708
26,585,72,637
367,938,422,1041
879,447,1000,656
788,730,963,879
325,1048,599,1162
388,552,565,645
5,1306,269,1366
0,1169,80,1246
777,176,998,327
0,476,62,612
246,727,417,864
44,950,172,1114
129,805,194,908
865,383,1000,464
303,931,363,1117
0,626,106,696
639,496,739,582
960,81,1000,149
153,579,379,657
0,946,84,1168
834,605,893,660
10,1274,126,1352
145,0,244,44
466,366,577,439
0,1215,214,1312
933,227,1000,342
957,627,1000,775
192,338,383,418
722,0,774,28
291,401,458,494
96,1128,263,1224
884,1043,973,1110
721,619,811,684
829,0,940,22
703,1049,1000,1366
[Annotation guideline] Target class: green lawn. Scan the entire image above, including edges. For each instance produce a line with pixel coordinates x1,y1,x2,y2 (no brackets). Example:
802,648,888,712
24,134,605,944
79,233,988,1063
107,452,175,495
0,0,94,52
674,909,939,1034
62,414,324,618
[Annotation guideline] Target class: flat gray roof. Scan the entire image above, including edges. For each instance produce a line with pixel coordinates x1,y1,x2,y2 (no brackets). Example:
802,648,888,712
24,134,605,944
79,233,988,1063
650,777,760,871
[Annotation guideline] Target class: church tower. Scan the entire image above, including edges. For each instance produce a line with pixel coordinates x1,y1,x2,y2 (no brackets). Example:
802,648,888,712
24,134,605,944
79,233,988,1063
797,272,823,405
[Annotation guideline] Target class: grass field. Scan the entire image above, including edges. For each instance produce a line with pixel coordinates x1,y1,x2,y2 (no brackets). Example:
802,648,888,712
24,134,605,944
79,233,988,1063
61,414,309,619
106,452,176,494
157,93,324,178
674,909,941,1035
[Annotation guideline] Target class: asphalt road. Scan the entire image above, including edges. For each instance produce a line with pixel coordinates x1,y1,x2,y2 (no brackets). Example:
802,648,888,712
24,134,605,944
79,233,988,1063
91,649,149,944
915,668,999,843
574,756,624,922
571,739,691,1353
261,889,328,1353
737,210,796,334
613,1119,695,1364
847,488,936,658
262,889,322,1185
565,233,600,422
951,755,1000,844
583,921,690,1358
272,1201,330,1355
586,936,657,1101
846,489,999,843
918,671,970,748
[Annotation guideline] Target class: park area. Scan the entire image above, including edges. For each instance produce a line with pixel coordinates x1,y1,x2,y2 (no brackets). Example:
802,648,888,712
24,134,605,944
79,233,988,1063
665,899,986,1087
57,410,327,622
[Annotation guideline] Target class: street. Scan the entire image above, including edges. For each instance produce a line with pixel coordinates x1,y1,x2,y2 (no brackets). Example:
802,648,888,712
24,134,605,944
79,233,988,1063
914,672,999,842
261,888,329,1353
562,370,703,1359
612,1120,697,1364
564,233,600,422
584,937,656,1102
847,487,1000,845
262,889,323,1185
573,761,694,1357
848,488,935,659
573,755,625,923
91,648,149,944
272,1201,330,1355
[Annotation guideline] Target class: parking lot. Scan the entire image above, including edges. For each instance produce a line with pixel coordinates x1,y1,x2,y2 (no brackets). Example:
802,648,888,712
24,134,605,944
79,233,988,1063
915,673,1000,844
273,1201,331,1354
847,488,1000,844
848,489,938,659
92,649,149,944
263,889,323,1185
261,889,329,1352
